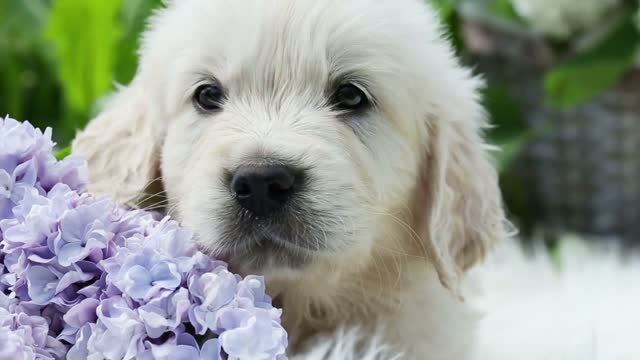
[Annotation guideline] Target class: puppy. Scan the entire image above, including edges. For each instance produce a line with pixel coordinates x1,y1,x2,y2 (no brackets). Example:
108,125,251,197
73,0,507,358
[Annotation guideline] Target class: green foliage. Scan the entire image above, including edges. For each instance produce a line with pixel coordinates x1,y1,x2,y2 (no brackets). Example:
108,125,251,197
47,0,123,114
484,86,528,173
55,146,72,161
0,0,161,146
47,0,124,140
544,17,640,109
0,1,59,132
116,0,163,82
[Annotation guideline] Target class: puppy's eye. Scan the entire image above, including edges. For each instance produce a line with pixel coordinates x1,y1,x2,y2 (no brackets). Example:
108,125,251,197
194,84,225,112
334,84,369,111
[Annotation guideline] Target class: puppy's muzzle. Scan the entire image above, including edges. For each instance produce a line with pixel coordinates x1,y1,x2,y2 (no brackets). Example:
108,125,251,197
218,160,329,269
230,163,302,217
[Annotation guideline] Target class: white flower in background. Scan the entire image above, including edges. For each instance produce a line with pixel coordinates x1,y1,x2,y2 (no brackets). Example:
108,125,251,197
512,0,622,39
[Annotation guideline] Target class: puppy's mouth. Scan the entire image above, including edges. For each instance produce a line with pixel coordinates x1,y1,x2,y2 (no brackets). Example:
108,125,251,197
213,213,325,274
219,234,313,274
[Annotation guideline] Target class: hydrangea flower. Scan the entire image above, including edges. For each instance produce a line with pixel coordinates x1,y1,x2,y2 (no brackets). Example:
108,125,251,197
0,116,288,359
55,198,114,267
511,0,622,39
0,293,67,360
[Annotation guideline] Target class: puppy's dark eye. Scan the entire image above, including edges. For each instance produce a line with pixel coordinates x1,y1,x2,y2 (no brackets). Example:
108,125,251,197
334,84,369,111
194,84,225,111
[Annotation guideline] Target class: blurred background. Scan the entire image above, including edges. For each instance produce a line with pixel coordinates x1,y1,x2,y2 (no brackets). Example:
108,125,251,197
2,0,639,245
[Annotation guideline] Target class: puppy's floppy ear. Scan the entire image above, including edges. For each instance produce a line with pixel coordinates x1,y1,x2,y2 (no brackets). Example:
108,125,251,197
416,90,508,291
72,80,162,204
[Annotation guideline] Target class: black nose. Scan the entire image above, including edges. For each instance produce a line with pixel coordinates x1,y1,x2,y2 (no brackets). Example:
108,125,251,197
230,165,298,217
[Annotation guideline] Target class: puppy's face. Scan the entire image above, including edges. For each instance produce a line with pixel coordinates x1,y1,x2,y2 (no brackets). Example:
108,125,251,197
75,0,505,285
157,0,425,275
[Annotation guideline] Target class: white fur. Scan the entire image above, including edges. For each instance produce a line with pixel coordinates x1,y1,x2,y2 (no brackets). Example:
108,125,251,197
67,0,640,359
291,327,402,360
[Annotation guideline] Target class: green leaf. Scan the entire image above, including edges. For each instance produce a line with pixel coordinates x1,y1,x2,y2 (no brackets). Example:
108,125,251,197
55,146,72,160
544,18,640,109
46,0,124,130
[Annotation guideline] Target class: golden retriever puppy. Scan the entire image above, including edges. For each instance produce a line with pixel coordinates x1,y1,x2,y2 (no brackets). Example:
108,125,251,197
73,0,507,358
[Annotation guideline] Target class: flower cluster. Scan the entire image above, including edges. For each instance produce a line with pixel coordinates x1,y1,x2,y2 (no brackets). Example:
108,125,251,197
511,0,622,39
0,117,288,359
0,293,67,359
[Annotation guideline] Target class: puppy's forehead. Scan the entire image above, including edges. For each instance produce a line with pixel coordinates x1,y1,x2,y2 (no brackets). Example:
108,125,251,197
149,0,437,88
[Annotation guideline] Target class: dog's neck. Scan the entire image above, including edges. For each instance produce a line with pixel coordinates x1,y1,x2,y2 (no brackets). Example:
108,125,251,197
265,217,464,355
268,255,410,352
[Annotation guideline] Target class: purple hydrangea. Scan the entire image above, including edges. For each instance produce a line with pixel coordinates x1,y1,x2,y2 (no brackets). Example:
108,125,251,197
0,293,67,360
0,116,288,359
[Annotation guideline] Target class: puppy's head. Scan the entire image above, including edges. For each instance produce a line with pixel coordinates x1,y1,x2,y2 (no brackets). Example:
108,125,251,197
74,0,506,288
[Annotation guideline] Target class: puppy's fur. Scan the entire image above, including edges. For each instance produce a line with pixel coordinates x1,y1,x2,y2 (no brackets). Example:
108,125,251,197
73,0,507,358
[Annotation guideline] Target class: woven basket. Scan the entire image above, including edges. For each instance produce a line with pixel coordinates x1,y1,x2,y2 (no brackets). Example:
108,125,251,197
462,18,640,242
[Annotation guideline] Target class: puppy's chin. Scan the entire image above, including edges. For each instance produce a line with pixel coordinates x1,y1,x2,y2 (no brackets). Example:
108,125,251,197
212,236,317,278
239,245,312,275
208,202,340,276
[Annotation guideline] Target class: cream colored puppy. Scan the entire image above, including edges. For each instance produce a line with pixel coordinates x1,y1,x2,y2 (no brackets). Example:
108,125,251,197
74,0,507,358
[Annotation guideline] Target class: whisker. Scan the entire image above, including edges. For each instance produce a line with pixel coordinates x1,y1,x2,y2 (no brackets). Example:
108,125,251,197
365,207,430,260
